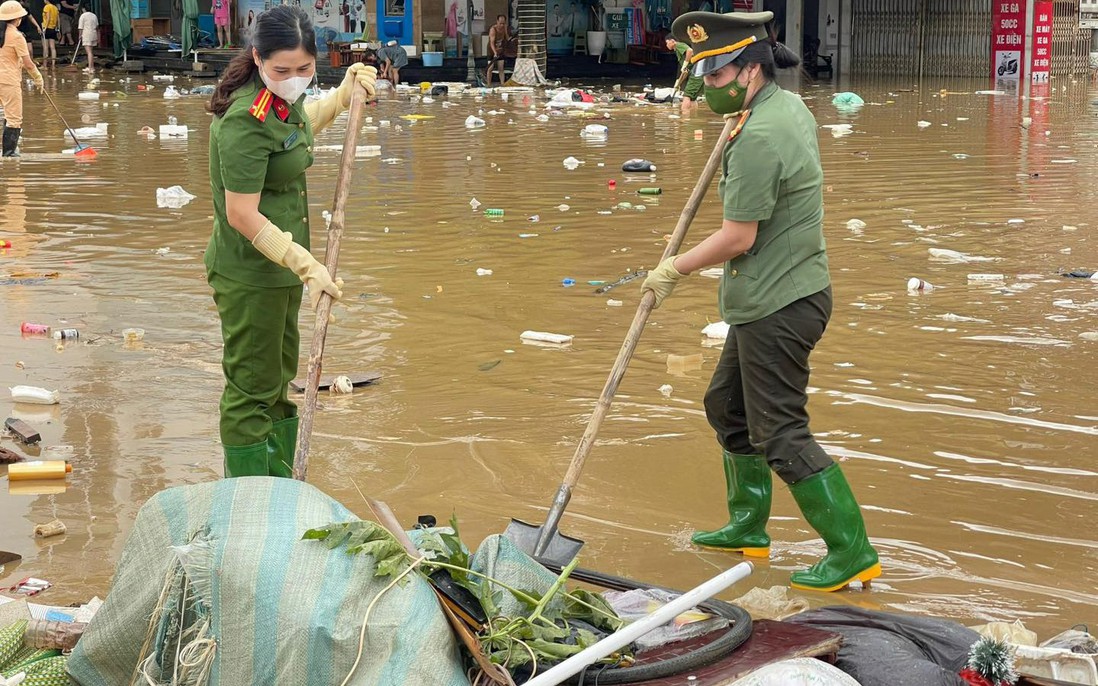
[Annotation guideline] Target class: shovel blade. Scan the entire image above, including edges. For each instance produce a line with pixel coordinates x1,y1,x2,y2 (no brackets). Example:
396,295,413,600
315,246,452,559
504,518,584,566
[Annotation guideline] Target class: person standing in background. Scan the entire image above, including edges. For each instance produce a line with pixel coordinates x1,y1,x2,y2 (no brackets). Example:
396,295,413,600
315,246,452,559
485,13,508,86
76,5,95,72
41,0,58,66
0,0,46,157
58,0,74,45
213,0,232,48
17,0,40,43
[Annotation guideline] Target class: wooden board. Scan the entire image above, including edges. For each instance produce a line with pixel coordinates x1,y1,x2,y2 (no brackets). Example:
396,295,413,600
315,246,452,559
638,619,843,686
5,418,41,444
288,372,381,393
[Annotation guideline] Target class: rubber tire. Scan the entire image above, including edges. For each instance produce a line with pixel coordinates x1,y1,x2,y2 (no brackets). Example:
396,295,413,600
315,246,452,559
538,563,754,685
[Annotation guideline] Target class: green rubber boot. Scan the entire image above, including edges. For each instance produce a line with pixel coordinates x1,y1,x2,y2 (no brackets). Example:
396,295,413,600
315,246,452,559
788,464,881,592
691,452,772,558
223,441,268,478
267,416,298,479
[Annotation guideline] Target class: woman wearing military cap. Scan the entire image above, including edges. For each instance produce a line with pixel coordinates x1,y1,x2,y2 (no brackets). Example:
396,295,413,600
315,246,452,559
205,5,376,478
642,10,881,592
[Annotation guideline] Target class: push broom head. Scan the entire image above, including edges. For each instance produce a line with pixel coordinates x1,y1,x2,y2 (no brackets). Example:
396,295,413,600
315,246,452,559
74,144,97,159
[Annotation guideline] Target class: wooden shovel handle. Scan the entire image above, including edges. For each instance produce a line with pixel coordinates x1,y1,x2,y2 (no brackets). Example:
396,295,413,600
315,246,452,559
293,83,371,482
560,115,739,492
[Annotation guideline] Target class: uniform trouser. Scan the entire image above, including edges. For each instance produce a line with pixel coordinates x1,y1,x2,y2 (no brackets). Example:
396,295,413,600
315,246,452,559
0,83,23,127
683,76,704,100
209,272,302,447
704,287,835,485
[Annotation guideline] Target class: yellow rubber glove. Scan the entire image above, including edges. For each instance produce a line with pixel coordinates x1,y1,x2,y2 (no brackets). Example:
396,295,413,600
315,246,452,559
642,256,686,308
251,221,343,310
30,67,44,92
304,63,377,132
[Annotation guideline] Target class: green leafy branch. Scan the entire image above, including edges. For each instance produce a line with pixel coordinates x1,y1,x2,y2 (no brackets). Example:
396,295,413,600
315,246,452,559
302,516,627,672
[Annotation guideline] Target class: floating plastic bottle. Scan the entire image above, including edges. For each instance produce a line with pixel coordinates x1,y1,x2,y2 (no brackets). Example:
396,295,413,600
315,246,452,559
8,461,73,481
483,209,504,217
52,328,79,340
21,322,50,335
638,188,662,195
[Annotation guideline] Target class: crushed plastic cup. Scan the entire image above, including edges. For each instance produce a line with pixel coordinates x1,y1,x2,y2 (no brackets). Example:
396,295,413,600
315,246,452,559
122,328,145,342
562,156,582,170
464,115,486,128
562,278,576,287
907,277,934,292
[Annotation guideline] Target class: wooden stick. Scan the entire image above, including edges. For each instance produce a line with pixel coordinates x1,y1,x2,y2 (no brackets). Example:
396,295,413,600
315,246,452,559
293,85,370,481
532,114,740,557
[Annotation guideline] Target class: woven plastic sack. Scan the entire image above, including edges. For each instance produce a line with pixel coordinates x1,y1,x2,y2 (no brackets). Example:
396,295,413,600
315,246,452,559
469,534,561,620
66,477,470,686
0,621,27,670
20,656,69,686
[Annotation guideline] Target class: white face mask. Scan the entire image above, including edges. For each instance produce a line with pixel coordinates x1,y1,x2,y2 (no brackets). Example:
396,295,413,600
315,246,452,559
259,63,314,103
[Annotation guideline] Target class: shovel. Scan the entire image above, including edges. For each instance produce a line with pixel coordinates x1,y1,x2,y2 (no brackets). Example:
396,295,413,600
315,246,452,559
506,113,743,565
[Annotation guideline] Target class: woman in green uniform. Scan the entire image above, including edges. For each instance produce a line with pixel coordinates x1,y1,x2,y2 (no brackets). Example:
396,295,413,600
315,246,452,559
206,5,376,478
643,11,881,592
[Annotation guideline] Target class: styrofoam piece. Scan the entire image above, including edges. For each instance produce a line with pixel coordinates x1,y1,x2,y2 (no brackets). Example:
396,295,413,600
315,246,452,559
10,386,61,405
158,125,188,139
520,330,573,346
77,91,100,101
702,321,730,340
1014,644,1098,685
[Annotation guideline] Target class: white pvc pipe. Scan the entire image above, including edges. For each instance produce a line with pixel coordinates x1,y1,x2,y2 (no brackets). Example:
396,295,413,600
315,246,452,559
522,562,754,686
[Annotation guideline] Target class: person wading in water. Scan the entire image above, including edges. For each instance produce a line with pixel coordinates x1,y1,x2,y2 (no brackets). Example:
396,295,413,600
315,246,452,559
643,10,881,592
205,5,376,477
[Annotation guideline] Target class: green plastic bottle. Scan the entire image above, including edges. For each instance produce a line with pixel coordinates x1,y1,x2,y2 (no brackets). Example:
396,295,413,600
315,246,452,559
483,208,505,216
638,188,662,195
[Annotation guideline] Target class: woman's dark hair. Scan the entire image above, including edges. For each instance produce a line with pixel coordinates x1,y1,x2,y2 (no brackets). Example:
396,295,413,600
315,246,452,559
208,5,317,117
0,20,16,49
733,38,800,81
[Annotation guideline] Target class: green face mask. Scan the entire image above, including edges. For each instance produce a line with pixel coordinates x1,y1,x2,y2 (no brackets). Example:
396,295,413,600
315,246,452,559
705,79,748,115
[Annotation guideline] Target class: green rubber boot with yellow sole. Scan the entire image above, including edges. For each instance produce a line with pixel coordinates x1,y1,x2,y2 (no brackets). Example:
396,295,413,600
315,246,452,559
788,463,881,592
691,452,772,558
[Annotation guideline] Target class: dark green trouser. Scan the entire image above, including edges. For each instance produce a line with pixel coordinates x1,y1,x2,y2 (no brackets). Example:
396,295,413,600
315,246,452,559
209,271,302,477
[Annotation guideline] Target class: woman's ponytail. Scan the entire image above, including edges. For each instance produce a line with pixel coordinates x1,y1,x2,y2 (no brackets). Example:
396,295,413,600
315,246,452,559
208,51,258,117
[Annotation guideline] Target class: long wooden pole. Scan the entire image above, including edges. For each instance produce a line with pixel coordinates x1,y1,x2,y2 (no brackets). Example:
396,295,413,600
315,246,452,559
294,84,370,481
531,114,741,557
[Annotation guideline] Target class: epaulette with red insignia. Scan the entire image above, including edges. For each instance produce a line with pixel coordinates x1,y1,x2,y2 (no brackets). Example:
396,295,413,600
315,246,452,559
250,88,293,123
250,88,275,122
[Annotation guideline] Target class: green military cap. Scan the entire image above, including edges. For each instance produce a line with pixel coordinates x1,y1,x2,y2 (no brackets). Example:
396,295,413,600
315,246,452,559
671,11,773,77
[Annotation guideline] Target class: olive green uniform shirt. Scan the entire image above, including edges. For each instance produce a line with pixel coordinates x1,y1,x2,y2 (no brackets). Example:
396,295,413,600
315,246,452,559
205,78,316,288
717,82,830,325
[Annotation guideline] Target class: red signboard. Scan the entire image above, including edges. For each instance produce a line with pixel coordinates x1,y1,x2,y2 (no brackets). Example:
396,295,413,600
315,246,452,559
1031,0,1053,82
991,0,1026,81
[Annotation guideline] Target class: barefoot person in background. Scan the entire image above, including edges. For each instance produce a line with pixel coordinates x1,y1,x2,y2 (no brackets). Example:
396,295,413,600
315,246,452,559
41,0,58,66
77,6,96,72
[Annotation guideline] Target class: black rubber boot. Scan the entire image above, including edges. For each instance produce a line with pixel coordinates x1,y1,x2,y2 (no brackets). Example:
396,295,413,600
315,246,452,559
2,127,21,157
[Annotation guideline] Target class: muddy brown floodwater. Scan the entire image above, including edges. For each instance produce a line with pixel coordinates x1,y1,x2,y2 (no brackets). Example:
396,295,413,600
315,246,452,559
1,70,1096,638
